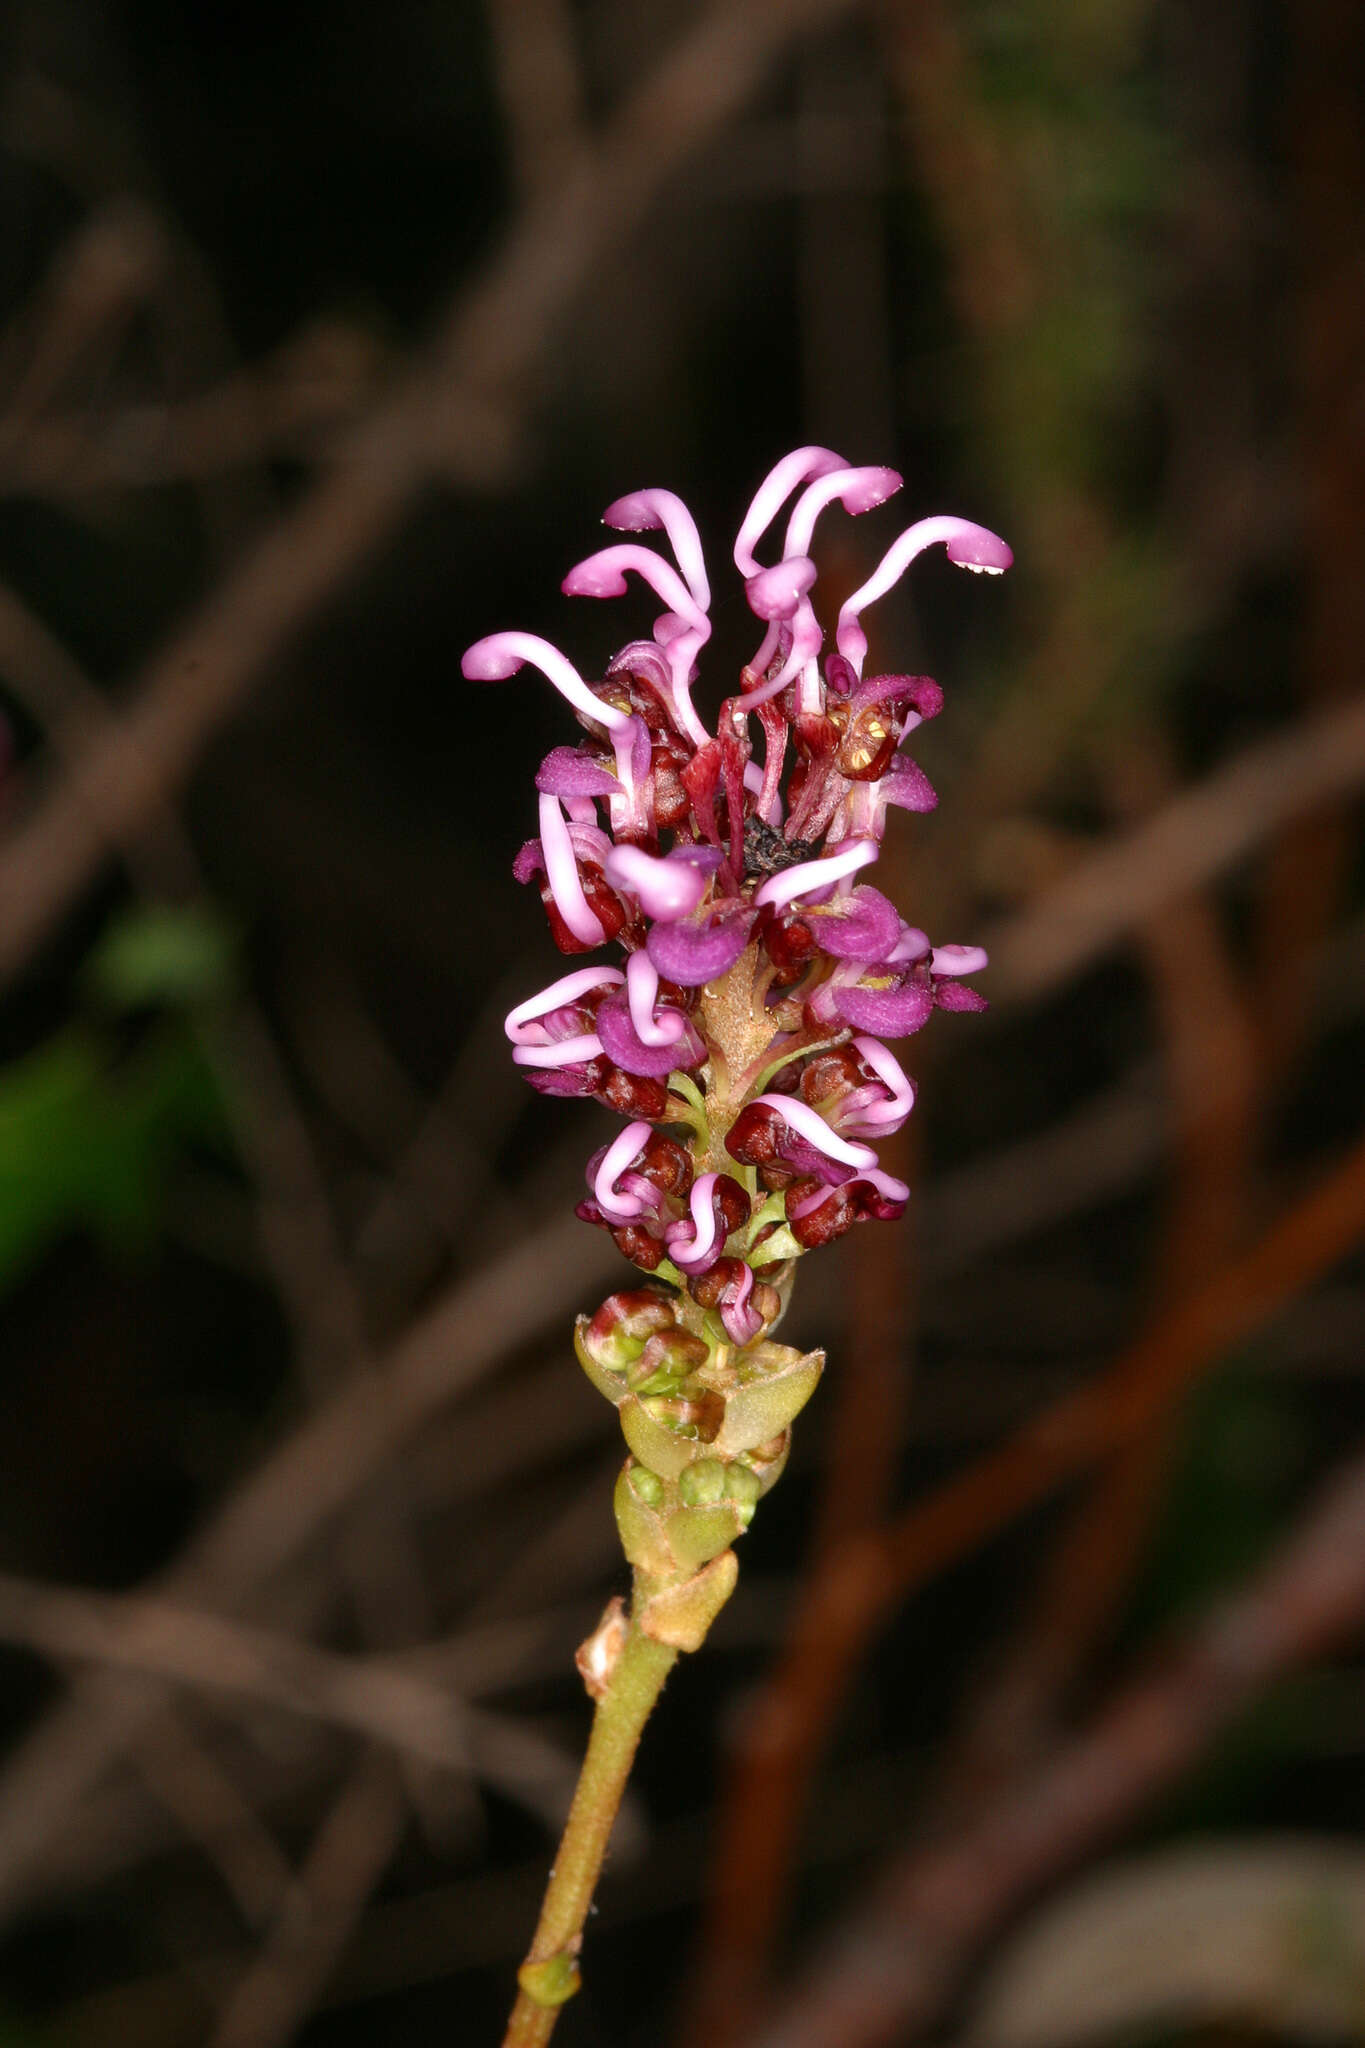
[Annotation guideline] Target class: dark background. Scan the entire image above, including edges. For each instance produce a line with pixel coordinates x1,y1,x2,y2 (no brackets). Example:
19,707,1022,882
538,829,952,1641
0,1,1361,2043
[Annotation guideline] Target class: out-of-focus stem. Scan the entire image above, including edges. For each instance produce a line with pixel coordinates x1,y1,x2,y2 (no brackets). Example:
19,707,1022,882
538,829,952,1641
502,1612,678,2047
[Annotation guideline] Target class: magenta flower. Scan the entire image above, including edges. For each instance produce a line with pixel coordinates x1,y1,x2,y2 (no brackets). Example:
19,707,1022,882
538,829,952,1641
465,451,1008,1321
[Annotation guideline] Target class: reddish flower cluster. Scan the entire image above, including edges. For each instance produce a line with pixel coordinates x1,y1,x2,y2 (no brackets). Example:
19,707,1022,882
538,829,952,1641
466,449,1009,1342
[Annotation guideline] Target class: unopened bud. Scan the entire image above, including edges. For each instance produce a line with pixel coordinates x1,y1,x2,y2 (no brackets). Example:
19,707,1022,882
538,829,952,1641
582,1287,678,1371
723,1463,763,1526
627,1328,709,1394
627,1464,664,1507
679,1459,726,1506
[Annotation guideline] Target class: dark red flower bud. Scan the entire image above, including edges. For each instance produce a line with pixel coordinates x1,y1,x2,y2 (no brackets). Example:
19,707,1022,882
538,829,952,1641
726,1102,788,1171
598,1069,671,1119
638,1132,693,1198
612,1223,665,1269
799,1048,865,1108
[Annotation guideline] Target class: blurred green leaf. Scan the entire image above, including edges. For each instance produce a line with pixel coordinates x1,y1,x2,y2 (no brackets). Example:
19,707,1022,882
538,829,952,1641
0,1025,227,1290
1122,1364,1308,1646
86,905,236,1011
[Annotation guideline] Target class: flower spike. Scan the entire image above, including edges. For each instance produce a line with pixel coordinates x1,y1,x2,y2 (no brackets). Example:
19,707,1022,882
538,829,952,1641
477,452,1009,2036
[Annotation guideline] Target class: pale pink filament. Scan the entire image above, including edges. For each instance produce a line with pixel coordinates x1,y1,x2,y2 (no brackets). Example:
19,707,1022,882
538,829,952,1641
788,1165,909,1220
888,923,933,966
462,631,630,732
837,517,1013,674
930,943,989,977
733,446,846,577
625,949,686,1049
748,1094,878,1170
505,965,624,1047
593,1121,656,1221
561,545,708,635
539,792,606,947
752,838,878,912
603,490,710,612
783,465,903,559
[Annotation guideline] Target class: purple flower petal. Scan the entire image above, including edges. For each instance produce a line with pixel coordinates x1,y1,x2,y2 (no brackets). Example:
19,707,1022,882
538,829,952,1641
646,907,753,987
934,982,988,1012
849,674,943,720
881,760,939,813
834,979,936,1037
815,885,904,963
534,747,621,798
596,989,704,1076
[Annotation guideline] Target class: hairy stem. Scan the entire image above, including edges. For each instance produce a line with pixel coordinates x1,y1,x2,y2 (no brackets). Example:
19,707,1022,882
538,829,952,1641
502,1610,678,2046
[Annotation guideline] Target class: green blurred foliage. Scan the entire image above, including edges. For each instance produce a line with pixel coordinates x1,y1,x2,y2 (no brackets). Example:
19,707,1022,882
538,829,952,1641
0,908,232,1293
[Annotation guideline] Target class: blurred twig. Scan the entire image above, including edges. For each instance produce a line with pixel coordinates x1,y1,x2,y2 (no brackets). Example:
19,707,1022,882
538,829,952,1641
0,0,859,988
0,1569,580,1817
484,0,586,203
689,1124,1365,2040
206,1754,406,2048
985,689,1365,1005
747,1435,1365,2048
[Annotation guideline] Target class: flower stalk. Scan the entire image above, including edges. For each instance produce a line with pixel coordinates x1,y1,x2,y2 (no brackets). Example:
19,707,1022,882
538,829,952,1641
471,449,1010,2040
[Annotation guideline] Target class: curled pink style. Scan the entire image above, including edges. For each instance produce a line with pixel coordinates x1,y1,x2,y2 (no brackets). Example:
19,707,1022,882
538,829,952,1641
744,556,818,623
888,923,933,966
733,446,846,578
931,943,989,977
788,1164,910,1222
505,965,624,1044
624,950,686,1049
602,844,710,922
752,837,878,911
592,1121,657,1222
463,631,631,733
837,517,1014,673
847,1035,916,1127
512,1032,602,1069
562,545,709,633
748,1095,879,1171
665,1172,723,1273
603,490,711,613
783,465,903,560
538,792,607,947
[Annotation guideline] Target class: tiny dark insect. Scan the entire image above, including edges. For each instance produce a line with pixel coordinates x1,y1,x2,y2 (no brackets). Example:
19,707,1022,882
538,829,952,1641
742,814,823,883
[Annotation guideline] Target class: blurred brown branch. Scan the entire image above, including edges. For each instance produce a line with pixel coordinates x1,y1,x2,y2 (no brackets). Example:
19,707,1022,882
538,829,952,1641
691,1121,1365,2040
747,1432,1365,2048
0,0,858,989
985,689,1365,1005
0,1206,622,1919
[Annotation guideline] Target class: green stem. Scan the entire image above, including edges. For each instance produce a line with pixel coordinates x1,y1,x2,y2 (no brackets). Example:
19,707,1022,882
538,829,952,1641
501,1613,678,2047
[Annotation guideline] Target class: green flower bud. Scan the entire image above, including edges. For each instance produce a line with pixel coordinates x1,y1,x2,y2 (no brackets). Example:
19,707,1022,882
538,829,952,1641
582,1288,678,1371
627,1464,665,1507
614,1464,674,1576
627,1329,709,1393
725,1464,762,1503
679,1459,726,1506
723,1462,762,1527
